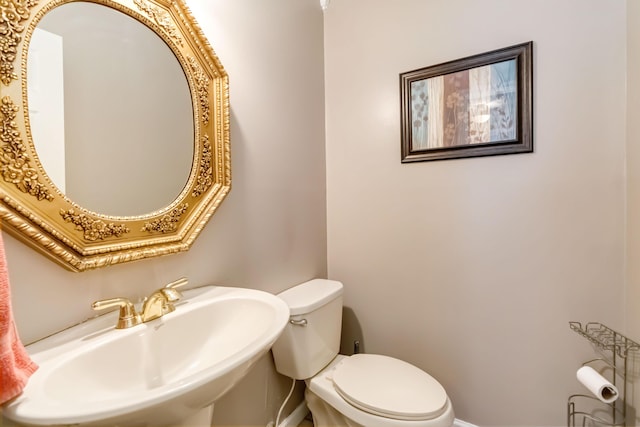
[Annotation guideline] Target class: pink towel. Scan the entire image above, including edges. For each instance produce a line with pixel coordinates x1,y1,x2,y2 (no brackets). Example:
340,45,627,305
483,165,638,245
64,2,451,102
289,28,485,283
0,231,37,404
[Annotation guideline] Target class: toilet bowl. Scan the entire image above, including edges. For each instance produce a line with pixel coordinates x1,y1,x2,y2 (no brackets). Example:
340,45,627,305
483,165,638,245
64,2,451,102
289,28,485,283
271,279,454,427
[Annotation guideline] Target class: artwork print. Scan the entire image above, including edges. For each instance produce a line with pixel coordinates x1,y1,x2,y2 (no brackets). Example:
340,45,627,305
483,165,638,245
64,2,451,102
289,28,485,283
400,42,532,162
410,59,516,149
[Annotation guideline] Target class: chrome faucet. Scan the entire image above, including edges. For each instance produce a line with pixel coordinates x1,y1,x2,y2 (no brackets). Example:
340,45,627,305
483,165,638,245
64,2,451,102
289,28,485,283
92,277,189,328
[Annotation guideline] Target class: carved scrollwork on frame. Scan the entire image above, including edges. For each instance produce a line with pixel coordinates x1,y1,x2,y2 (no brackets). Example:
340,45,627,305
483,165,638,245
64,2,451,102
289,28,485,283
188,56,210,126
60,209,130,241
0,0,39,86
0,0,231,271
141,204,188,233
133,0,183,47
0,97,53,201
192,135,212,197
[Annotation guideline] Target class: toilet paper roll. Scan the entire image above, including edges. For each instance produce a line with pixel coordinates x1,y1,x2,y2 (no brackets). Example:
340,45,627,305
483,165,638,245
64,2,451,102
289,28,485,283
576,366,619,404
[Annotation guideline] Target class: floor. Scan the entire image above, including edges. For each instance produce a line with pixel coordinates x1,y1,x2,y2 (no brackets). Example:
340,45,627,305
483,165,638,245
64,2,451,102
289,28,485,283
298,413,313,426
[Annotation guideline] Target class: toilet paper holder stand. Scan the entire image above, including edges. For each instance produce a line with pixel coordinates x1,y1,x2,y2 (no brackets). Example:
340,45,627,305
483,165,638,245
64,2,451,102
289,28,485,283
568,322,640,427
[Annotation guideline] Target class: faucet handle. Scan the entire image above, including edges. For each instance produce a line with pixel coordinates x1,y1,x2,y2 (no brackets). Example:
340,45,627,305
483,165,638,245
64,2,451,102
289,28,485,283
92,297,142,329
165,277,188,291
162,277,188,302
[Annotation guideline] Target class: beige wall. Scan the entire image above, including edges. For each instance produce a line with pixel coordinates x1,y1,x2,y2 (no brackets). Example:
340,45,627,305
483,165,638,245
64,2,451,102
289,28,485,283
325,1,627,426
627,0,640,424
6,0,325,425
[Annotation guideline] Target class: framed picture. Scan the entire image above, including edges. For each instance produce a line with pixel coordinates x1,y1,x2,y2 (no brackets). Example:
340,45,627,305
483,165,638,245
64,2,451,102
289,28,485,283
400,41,533,163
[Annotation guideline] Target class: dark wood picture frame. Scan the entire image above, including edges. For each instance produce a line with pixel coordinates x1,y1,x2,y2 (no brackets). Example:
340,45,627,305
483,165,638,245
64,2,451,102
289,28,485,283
400,41,533,163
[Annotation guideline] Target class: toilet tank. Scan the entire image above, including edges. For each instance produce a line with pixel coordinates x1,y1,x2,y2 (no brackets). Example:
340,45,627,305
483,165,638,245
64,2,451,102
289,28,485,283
271,279,343,380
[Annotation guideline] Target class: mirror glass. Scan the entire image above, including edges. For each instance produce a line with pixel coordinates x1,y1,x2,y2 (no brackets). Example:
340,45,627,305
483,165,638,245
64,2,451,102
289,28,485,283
27,1,194,217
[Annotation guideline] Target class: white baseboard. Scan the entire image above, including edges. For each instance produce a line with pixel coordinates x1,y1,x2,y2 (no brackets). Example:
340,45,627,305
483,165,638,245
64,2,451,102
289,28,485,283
454,419,478,427
279,401,310,427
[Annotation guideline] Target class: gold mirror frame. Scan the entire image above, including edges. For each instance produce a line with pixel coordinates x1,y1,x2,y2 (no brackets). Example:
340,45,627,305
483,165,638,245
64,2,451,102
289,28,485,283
0,0,230,271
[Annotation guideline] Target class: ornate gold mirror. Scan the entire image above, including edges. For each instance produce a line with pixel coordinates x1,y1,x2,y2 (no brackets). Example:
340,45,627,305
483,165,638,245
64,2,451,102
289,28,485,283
0,0,230,271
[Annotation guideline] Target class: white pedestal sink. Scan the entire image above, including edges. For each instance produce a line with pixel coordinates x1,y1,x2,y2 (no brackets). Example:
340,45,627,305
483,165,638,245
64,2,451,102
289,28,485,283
1,285,290,426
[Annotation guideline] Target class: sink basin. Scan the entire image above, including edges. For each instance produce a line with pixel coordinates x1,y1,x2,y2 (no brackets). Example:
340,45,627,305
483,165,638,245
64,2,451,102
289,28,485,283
2,285,290,426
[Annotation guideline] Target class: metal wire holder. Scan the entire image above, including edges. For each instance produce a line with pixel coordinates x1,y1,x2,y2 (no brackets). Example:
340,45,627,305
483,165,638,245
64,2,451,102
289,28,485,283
568,322,640,426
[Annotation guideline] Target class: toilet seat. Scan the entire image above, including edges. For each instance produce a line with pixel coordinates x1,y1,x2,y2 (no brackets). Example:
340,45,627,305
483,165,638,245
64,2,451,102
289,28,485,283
331,354,448,421
307,354,454,427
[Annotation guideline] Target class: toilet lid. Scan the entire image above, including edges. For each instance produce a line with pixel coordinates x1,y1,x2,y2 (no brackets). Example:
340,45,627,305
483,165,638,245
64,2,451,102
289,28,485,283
331,354,448,421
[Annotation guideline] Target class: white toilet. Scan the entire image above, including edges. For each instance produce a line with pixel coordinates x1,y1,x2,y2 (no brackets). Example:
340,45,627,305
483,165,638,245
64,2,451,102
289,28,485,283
271,279,454,427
